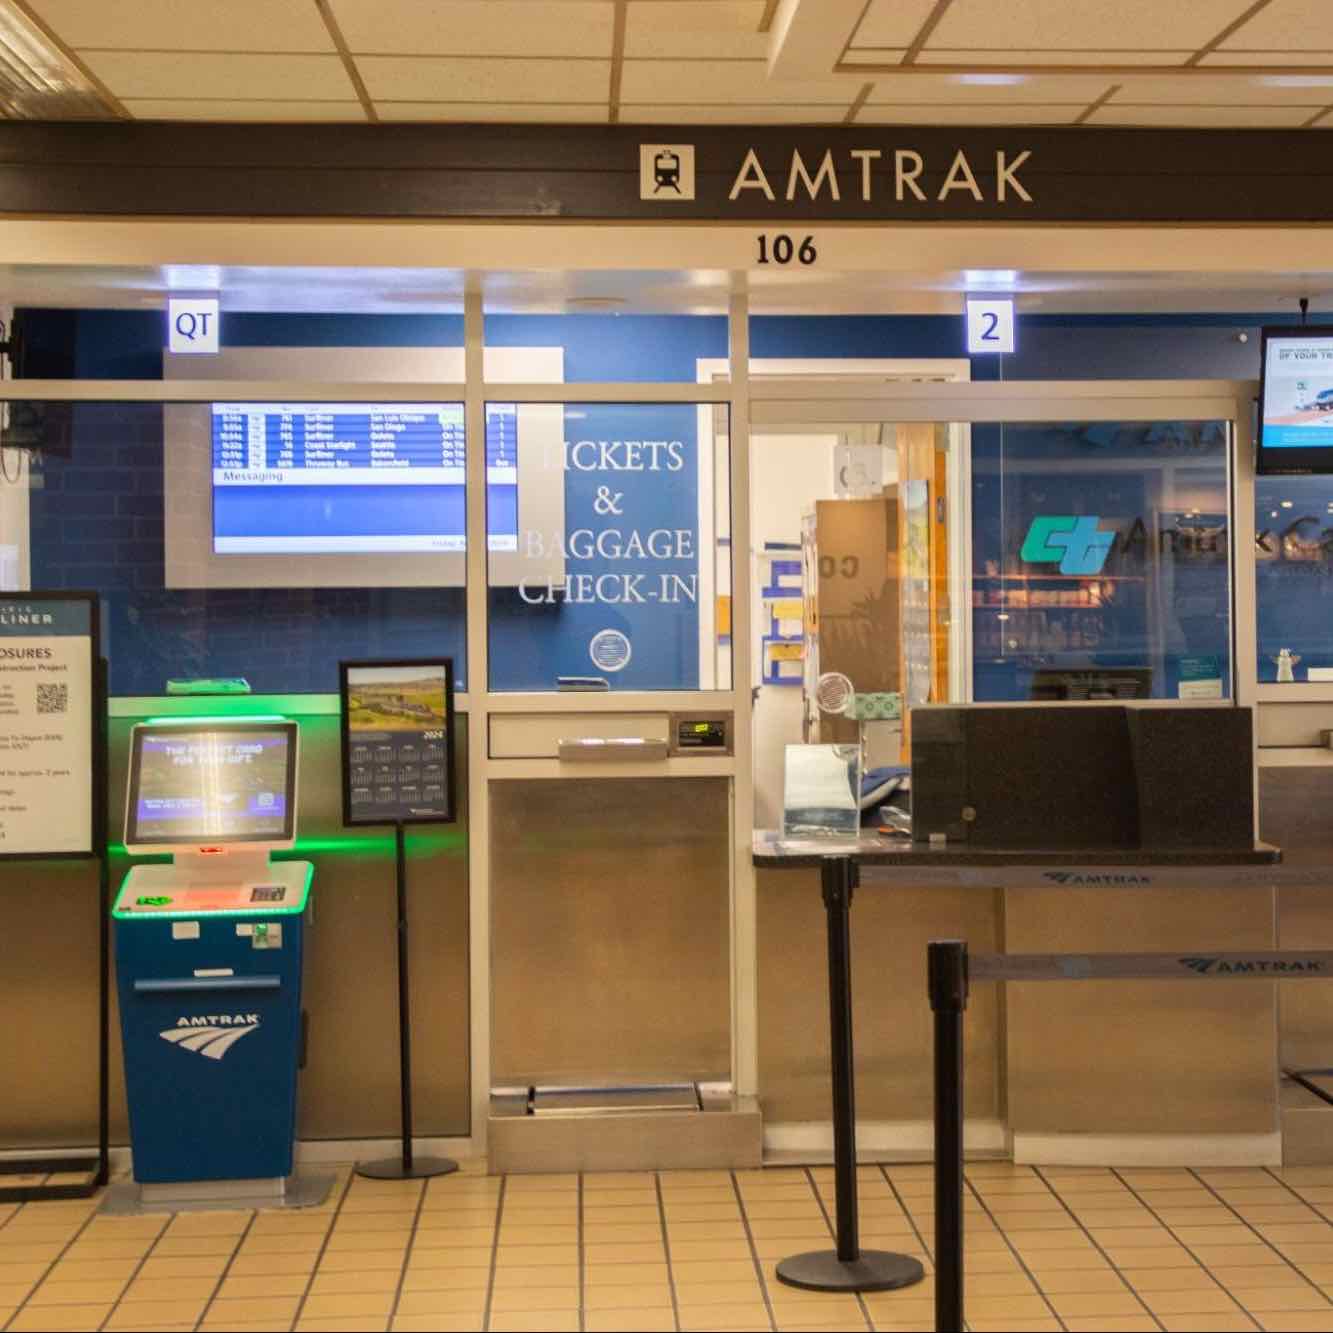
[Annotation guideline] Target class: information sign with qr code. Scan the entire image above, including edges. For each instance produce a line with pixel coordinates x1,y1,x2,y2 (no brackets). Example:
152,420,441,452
0,592,98,857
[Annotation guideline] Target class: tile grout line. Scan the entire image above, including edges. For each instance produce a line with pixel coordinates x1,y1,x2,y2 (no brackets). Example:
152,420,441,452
1109,1169,1263,1331
652,1171,682,1333
480,1174,506,1333
2,1194,120,1333
576,1171,585,1333
184,1208,255,1333
384,1176,429,1333
807,1167,874,1332
958,1174,1069,1331
1187,1167,1333,1306
1262,1161,1333,1278
1028,1167,1164,1331
288,1168,356,1332
729,1170,777,1333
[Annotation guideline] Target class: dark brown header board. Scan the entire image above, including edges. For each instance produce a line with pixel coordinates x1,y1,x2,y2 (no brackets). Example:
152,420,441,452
0,121,1327,224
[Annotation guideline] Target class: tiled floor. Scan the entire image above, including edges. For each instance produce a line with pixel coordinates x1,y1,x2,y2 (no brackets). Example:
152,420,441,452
4,1162,1333,1331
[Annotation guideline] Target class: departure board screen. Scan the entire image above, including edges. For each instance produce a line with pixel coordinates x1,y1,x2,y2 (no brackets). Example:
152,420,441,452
211,402,517,554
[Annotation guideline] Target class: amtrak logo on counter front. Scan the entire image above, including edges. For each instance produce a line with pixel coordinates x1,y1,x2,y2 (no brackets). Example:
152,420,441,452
1043,871,1152,886
1180,956,1324,975
159,1014,260,1061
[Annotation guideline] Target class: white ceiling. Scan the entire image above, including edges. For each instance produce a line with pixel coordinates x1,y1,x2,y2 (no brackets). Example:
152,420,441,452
1,0,1332,127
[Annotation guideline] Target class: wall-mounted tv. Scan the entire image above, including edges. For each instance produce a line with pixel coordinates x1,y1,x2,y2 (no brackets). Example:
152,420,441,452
1258,328,1333,475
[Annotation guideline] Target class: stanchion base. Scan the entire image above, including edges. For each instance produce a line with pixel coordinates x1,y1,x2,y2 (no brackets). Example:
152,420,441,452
355,1156,459,1181
776,1249,925,1293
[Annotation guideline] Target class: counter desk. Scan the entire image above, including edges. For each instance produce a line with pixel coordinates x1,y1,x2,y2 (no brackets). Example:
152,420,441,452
753,831,1297,1171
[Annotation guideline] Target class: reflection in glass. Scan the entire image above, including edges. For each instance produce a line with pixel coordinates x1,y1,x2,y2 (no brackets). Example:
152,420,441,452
1256,473,1333,683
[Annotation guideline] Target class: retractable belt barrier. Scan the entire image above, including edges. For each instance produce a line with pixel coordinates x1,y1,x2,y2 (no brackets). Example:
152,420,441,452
927,943,1333,1333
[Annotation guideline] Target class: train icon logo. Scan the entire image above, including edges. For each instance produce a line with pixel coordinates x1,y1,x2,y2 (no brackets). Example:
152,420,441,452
639,144,695,201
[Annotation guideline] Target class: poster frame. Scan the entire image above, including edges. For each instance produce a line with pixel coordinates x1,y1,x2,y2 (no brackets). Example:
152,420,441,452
339,656,457,828
0,589,99,862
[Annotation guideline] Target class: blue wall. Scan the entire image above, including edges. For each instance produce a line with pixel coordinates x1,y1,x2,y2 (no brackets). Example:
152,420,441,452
24,307,1288,697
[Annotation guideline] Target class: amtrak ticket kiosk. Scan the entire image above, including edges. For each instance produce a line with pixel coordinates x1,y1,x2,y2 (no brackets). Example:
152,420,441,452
111,717,319,1205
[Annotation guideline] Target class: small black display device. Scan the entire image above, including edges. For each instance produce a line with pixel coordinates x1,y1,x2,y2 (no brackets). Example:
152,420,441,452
339,658,456,826
1258,326,1333,475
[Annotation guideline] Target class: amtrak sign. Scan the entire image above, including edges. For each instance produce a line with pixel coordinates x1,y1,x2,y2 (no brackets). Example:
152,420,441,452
0,122,1329,224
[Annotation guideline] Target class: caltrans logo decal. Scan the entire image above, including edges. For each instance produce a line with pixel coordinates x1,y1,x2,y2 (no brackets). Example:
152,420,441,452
1021,516,1115,576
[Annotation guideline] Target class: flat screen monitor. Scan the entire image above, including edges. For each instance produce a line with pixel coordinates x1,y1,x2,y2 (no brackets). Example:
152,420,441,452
1258,327,1333,474
124,720,299,851
1029,667,1152,701
210,401,517,554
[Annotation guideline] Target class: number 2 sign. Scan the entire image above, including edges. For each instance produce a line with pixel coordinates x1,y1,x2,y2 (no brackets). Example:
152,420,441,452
965,296,1015,355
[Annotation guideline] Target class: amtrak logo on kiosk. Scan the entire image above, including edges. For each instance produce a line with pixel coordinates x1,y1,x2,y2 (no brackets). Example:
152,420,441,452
640,144,695,200
589,628,632,673
159,1013,260,1061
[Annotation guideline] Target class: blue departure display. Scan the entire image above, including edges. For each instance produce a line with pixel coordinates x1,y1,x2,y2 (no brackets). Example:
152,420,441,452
211,402,517,554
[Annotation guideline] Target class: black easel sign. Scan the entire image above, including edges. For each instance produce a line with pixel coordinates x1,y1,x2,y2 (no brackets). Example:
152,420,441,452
339,659,456,827
0,591,98,858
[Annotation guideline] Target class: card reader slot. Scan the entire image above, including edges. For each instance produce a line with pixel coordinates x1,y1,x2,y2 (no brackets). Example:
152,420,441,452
133,975,282,994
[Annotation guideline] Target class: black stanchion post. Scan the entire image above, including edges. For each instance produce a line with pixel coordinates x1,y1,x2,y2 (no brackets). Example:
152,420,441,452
355,823,457,1181
929,940,969,1333
775,855,925,1294
96,657,110,1188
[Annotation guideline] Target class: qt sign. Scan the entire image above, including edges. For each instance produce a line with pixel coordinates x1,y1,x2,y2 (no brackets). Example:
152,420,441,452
168,298,219,354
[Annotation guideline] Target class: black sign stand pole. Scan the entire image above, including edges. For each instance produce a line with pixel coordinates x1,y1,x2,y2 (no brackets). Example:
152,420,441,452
356,822,457,1181
776,855,926,1293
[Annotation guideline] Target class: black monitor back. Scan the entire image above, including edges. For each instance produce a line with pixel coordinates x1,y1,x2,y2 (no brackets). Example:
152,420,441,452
911,704,1253,851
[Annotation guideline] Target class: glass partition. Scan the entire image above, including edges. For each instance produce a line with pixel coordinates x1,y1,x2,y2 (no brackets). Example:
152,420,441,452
974,420,1232,701
14,400,467,696
1255,472,1333,684
486,401,731,692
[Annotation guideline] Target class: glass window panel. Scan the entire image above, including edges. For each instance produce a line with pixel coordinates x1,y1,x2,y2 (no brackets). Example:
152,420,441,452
1255,473,1333,684
972,420,1232,701
486,401,731,692
14,400,467,696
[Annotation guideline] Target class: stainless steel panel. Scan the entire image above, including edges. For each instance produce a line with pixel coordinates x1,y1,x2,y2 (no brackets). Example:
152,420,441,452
490,778,730,1086
757,868,1003,1123
1004,886,1277,1136
0,703,470,1149
489,712,669,759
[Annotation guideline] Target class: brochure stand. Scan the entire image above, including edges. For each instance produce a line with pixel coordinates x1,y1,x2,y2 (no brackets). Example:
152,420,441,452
340,658,458,1182
0,594,109,1203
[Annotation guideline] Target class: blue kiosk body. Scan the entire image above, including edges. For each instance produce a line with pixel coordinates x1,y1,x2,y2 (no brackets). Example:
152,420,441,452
113,717,314,1190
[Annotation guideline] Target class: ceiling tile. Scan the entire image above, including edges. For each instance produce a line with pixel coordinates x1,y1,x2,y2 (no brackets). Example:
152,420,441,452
841,50,908,67
928,0,1258,51
625,1,767,60
376,101,609,122
124,100,366,121
621,59,852,103
1204,51,1333,66
852,0,953,48
857,103,1086,124
1217,0,1333,49
329,0,613,57
863,72,1111,101
80,52,356,100
620,104,848,124
1088,102,1317,126
358,56,608,102
918,49,1195,66
1109,74,1333,103
27,0,334,52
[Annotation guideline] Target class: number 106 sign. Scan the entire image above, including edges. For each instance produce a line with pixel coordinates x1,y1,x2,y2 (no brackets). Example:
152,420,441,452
965,296,1015,355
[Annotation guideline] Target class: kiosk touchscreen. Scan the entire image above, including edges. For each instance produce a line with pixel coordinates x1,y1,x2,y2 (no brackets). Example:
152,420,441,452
112,717,315,1196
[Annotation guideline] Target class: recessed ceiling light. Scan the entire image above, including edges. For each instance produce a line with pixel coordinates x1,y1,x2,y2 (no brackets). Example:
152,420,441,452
954,73,1029,86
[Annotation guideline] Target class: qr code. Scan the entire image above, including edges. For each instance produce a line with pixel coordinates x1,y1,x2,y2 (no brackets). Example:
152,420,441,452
36,683,68,715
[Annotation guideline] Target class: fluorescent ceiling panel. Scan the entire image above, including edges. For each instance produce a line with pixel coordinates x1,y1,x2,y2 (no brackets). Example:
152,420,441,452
329,0,614,58
1109,75,1333,103
864,72,1110,101
857,103,1088,124
27,0,334,52
625,1,768,60
918,48,1195,66
929,0,1259,51
81,51,355,100
358,55,608,102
